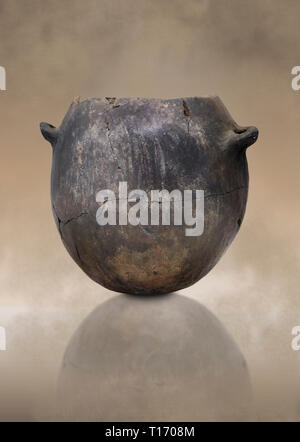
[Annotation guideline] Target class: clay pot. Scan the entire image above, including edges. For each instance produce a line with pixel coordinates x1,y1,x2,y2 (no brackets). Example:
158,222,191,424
40,96,258,295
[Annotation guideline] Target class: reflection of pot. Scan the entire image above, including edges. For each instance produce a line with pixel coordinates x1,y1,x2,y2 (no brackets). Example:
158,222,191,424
40,97,258,295
57,294,254,421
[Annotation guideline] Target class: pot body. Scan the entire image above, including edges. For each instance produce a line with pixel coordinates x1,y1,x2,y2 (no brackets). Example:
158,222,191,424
41,97,258,295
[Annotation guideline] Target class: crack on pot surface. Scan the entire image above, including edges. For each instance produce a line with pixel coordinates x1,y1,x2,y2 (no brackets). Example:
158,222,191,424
94,187,246,204
74,244,83,265
205,186,247,199
105,97,120,108
105,97,116,106
52,204,63,238
105,119,115,155
61,212,89,226
105,119,119,165
183,100,190,134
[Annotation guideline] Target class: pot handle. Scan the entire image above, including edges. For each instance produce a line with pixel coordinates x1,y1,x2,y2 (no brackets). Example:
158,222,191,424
228,125,259,151
40,122,59,145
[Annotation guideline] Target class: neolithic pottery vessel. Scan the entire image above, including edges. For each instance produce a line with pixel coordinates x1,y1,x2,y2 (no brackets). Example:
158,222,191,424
40,97,258,295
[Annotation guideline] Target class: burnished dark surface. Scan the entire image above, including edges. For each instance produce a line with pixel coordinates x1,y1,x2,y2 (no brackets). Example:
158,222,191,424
40,96,258,295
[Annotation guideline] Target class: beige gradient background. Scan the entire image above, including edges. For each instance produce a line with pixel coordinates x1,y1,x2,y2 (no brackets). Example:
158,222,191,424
0,0,299,420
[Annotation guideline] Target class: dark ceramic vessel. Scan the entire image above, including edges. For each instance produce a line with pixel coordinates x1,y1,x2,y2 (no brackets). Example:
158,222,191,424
40,96,258,295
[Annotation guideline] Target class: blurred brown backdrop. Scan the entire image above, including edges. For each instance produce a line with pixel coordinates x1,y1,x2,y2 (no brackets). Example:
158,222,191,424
0,0,299,420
